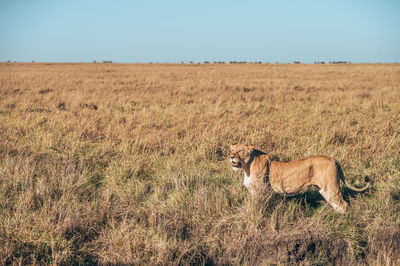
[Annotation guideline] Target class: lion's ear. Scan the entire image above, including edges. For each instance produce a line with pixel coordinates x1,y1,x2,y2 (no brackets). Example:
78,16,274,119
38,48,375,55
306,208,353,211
247,145,255,152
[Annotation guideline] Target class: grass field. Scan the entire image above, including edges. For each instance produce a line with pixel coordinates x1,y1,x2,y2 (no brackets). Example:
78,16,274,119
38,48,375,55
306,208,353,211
1,62,399,264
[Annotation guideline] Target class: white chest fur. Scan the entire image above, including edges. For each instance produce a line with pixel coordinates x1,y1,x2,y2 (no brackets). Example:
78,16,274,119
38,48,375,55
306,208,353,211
243,173,251,189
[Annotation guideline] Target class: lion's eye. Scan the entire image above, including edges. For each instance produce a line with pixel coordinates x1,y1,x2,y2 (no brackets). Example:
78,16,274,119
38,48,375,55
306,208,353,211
238,149,243,152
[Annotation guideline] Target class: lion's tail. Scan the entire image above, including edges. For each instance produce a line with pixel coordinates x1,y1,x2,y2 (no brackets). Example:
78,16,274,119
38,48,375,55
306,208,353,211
336,162,371,192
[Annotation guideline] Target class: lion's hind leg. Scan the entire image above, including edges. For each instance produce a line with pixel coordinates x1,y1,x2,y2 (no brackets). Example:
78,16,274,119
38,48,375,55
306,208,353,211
319,189,348,213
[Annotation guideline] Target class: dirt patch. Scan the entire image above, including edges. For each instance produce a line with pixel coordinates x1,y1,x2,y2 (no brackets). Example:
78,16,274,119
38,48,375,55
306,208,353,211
57,102,66,110
372,226,400,259
260,228,349,264
212,226,350,264
38,88,53,94
80,103,98,110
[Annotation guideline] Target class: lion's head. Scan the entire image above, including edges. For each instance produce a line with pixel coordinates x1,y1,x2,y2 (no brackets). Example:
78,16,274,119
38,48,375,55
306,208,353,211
229,144,254,171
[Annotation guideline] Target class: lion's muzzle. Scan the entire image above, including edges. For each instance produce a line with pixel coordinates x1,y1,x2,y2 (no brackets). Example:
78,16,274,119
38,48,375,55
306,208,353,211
230,156,241,168
232,161,241,168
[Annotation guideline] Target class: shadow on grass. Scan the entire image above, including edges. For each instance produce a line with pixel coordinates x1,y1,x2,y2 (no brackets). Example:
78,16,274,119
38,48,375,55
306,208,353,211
286,190,324,210
341,186,368,202
282,186,371,212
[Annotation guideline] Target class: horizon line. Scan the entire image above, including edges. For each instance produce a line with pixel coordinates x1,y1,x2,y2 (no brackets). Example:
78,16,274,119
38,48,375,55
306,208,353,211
2,60,400,65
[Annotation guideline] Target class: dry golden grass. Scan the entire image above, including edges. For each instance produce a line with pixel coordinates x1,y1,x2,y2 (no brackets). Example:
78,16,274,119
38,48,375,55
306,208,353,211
0,62,399,264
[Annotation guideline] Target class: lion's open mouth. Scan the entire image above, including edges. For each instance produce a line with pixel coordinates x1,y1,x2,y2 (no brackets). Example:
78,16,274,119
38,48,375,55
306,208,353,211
232,161,241,168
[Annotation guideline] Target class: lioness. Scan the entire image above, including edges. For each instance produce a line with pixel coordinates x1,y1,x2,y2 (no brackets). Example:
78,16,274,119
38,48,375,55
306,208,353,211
229,144,371,213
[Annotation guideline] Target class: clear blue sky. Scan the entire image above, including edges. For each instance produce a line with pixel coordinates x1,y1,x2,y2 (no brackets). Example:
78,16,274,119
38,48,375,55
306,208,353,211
1,0,399,63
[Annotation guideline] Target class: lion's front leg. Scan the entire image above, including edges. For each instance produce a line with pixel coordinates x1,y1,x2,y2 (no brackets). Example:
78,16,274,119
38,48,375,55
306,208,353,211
248,187,256,196
243,173,257,196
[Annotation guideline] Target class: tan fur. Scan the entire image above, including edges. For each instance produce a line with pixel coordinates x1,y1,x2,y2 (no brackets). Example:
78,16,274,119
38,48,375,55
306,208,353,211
229,144,371,213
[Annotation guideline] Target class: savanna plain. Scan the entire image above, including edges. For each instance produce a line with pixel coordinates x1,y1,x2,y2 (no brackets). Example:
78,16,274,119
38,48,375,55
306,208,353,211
0,62,399,265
